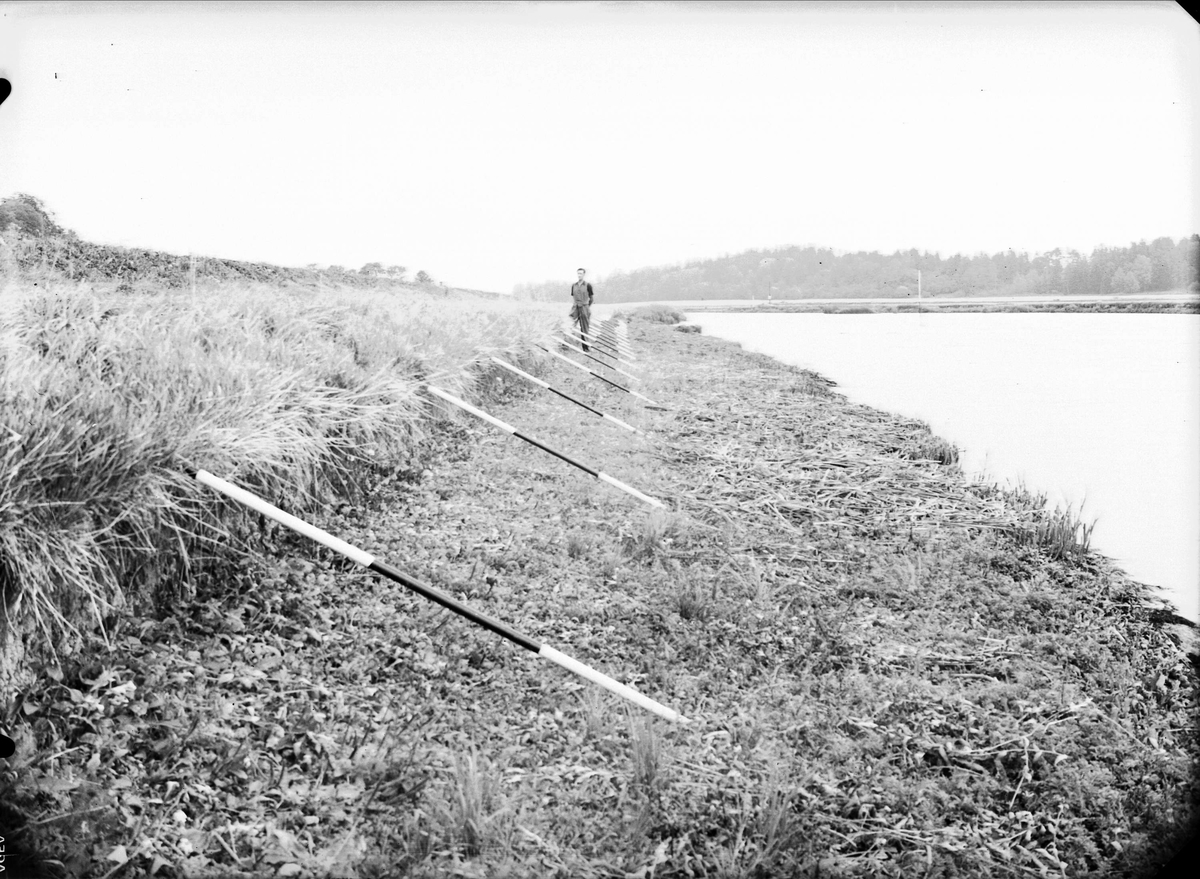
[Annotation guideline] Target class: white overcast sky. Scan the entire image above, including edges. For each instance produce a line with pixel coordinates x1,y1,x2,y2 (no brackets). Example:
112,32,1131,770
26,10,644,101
1,0,1197,293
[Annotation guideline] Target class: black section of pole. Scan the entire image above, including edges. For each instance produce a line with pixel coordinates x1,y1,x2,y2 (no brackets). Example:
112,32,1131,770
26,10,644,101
535,344,634,393
583,331,622,354
513,431,600,477
581,336,620,359
569,343,633,373
587,371,633,394
592,332,631,356
547,385,607,421
367,560,542,652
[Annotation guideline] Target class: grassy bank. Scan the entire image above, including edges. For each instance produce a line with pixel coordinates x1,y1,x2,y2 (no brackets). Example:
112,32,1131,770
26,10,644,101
0,274,558,686
2,298,1195,877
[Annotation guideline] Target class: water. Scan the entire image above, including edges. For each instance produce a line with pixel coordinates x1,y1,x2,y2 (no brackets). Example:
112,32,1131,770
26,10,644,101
686,311,1200,623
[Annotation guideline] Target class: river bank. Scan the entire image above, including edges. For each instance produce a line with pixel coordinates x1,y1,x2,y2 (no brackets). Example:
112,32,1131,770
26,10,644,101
2,314,1197,878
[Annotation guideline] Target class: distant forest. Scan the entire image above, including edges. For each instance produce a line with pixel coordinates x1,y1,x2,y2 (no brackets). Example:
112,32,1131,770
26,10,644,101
513,236,1200,303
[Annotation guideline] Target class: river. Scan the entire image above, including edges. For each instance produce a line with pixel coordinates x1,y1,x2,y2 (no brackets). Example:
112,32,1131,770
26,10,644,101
683,311,1200,623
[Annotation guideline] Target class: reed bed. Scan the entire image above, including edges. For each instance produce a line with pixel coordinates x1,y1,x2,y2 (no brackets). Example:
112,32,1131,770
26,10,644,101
657,376,1091,568
0,277,559,660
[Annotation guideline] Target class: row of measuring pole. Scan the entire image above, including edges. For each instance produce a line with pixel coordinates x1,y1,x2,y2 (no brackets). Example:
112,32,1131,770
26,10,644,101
194,316,691,723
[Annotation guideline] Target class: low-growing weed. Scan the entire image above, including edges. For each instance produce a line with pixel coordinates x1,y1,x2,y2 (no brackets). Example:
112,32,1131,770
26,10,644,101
675,579,713,622
426,750,511,859
628,714,661,792
566,531,591,560
623,510,686,562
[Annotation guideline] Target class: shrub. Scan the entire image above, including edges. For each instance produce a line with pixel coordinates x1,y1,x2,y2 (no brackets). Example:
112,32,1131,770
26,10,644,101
626,305,685,324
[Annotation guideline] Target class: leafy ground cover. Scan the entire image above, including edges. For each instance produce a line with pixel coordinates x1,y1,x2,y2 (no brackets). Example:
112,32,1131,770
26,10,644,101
1,313,1197,878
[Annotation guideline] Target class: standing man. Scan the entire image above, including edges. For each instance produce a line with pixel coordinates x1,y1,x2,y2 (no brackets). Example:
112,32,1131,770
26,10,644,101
570,267,594,351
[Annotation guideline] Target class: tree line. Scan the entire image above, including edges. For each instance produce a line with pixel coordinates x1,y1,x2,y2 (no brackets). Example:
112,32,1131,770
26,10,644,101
513,236,1200,302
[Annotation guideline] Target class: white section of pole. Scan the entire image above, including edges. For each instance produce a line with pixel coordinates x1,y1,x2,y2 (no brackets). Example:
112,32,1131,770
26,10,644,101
601,413,644,436
539,645,688,723
597,472,665,508
195,471,376,567
543,345,599,375
491,357,550,390
428,386,518,435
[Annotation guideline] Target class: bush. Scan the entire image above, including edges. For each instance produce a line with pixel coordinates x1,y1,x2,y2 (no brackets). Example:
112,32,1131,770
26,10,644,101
626,305,685,324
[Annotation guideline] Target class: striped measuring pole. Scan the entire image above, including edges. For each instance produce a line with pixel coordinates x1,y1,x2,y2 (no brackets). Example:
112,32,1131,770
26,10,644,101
490,357,644,435
556,333,642,376
593,332,634,362
192,470,687,723
426,386,665,508
592,324,634,355
584,322,635,354
575,330,638,366
555,337,642,383
535,344,661,406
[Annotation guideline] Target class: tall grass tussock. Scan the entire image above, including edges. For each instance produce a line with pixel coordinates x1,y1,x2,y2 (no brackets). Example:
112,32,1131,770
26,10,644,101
623,305,687,324
0,273,558,674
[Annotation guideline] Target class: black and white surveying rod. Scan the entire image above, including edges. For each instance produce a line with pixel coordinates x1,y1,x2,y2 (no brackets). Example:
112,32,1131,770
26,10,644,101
490,357,644,436
591,331,634,361
591,324,634,355
535,344,661,406
192,470,686,723
571,330,638,367
425,385,665,508
555,337,643,383
585,322,635,353
556,332,641,375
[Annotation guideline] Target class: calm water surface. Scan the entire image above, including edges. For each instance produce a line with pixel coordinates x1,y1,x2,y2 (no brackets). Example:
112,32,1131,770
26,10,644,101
686,312,1200,623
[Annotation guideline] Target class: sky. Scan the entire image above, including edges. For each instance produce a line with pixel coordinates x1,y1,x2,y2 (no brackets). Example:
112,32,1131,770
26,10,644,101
1,1,1197,293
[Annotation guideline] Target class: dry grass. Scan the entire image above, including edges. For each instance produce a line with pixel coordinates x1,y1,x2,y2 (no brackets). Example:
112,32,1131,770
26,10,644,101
0,276,559,655
1,297,1195,879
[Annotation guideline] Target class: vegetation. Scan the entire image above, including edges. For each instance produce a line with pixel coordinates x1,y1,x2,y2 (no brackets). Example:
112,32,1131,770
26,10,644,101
514,236,1200,303
0,194,449,297
0,196,1195,877
622,305,687,324
2,280,1196,876
0,270,560,697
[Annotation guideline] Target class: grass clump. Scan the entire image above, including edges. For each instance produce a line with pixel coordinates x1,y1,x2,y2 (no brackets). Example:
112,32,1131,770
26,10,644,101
1000,483,1097,562
0,278,558,663
623,305,686,324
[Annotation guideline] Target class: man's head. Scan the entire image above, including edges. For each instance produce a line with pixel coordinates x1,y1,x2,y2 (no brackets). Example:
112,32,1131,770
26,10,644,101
577,268,586,280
